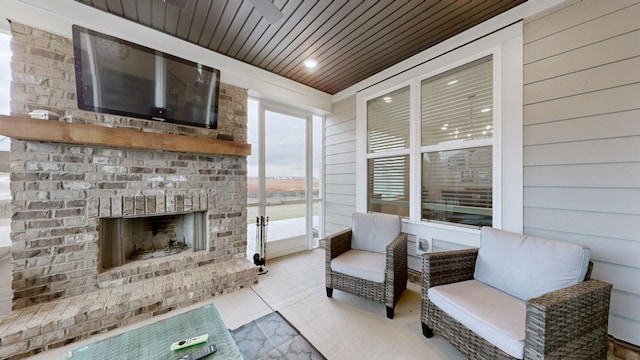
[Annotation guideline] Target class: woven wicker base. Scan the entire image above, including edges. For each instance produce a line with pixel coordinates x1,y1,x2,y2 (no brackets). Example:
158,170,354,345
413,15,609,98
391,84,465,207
325,227,408,320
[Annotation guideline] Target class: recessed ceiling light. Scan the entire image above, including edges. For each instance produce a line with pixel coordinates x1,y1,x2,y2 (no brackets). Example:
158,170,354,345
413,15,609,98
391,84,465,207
447,80,458,85
304,59,317,68
481,108,491,112
383,96,392,103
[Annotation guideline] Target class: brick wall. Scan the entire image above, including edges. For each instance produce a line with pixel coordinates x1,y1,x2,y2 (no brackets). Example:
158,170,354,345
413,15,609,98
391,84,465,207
8,22,250,309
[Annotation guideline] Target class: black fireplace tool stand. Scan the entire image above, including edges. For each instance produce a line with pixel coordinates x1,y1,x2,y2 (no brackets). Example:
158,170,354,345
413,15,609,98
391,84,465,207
253,216,268,275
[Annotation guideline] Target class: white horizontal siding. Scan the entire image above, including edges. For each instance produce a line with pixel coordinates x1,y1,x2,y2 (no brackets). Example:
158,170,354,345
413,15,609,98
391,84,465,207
325,114,355,136
325,163,357,175
321,184,356,196
611,291,640,324
524,83,640,125
524,1,640,63
524,0,640,346
324,141,356,156
324,203,355,218
524,163,640,188
524,29,640,84
523,0,639,44
591,262,640,296
325,129,357,147
325,152,356,165
324,96,357,236
324,193,356,207
524,187,640,215
325,173,356,185
525,56,640,105
525,136,640,165
524,208,639,245
524,109,640,145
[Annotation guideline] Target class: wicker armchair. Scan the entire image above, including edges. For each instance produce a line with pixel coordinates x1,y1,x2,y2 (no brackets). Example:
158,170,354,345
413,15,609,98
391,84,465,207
325,212,408,319
421,239,613,359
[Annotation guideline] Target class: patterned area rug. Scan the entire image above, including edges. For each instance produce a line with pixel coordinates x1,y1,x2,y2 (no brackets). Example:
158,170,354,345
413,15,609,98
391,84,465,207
231,312,325,360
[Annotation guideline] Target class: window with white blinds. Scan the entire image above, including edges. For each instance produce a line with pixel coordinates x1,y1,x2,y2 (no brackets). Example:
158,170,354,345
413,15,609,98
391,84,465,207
421,146,492,226
365,56,495,226
367,86,410,153
421,56,493,227
421,56,493,146
368,156,409,217
365,86,410,216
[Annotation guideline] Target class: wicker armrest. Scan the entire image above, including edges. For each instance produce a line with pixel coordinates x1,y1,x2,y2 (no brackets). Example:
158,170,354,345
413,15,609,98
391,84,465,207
386,233,408,261
386,233,408,308
525,279,613,358
325,228,353,261
421,248,479,290
386,233,408,279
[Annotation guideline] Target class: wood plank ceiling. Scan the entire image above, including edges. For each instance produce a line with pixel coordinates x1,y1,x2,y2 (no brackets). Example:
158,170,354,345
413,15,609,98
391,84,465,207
75,0,527,95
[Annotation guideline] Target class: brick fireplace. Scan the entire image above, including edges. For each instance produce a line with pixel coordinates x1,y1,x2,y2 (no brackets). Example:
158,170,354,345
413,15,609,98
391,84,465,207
0,22,258,358
9,139,254,308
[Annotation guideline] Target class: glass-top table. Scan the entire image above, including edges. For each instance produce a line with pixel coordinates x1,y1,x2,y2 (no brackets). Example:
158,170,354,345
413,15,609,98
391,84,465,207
64,303,242,360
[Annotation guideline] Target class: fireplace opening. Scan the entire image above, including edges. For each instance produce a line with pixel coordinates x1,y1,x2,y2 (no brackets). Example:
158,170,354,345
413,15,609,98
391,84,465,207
99,211,207,270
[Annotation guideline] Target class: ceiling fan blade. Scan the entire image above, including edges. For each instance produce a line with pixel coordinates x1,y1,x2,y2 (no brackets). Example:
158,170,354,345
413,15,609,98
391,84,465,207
248,0,283,24
164,0,187,8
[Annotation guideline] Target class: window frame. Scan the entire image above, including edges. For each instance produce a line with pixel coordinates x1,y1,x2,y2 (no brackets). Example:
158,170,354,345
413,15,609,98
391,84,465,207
419,55,496,228
356,23,523,239
365,85,412,216
246,98,324,256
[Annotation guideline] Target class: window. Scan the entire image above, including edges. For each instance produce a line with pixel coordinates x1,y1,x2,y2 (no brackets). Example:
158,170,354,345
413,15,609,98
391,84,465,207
422,147,492,226
368,155,409,216
364,56,495,227
420,56,493,227
359,23,523,234
366,86,410,216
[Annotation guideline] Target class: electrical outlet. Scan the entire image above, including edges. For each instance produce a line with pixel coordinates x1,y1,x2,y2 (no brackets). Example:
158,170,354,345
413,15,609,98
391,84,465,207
417,238,430,254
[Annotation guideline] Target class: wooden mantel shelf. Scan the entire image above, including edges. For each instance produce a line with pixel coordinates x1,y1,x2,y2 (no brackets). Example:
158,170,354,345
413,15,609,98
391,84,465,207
0,115,251,156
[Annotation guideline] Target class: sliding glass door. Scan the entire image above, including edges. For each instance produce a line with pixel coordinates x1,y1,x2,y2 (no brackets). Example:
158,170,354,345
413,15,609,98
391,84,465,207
247,99,322,259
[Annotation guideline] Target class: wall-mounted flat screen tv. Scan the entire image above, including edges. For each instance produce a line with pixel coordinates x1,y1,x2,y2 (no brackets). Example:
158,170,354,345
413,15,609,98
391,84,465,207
72,25,220,129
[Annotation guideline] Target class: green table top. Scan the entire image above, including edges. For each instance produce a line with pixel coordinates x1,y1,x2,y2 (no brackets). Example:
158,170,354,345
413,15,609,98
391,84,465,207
64,303,242,360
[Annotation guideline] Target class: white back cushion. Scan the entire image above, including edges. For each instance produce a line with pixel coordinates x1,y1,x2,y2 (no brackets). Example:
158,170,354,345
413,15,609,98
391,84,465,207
351,212,401,254
474,227,590,300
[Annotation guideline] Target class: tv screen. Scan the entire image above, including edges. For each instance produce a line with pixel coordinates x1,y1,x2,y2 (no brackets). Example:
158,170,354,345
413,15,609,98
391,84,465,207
72,25,220,129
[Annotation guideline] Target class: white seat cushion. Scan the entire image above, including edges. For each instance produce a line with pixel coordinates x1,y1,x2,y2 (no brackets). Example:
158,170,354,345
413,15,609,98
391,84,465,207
429,280,526,359
351,212,401,254
330,249,386,283
474,227,590,300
